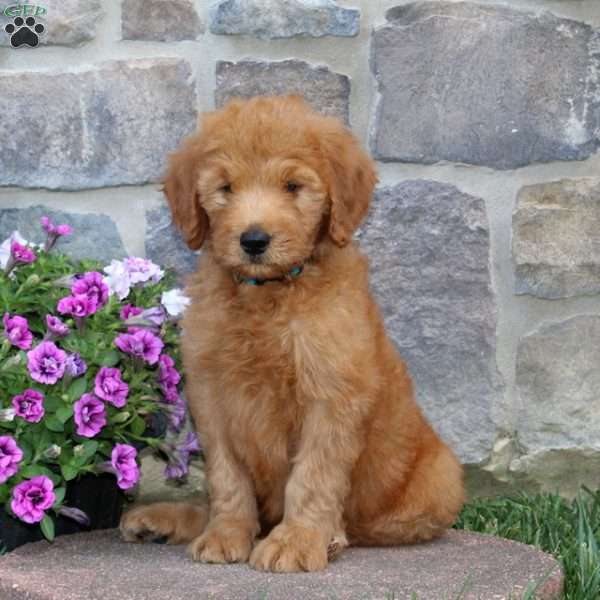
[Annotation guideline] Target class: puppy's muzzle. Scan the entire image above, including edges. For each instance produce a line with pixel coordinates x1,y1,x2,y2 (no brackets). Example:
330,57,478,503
240,228,271,256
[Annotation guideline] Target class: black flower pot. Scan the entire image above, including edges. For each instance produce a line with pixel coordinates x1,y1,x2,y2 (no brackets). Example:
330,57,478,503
0,473,125,552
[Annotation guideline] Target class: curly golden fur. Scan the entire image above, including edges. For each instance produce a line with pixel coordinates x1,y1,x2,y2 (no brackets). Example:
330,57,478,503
120,96,464,572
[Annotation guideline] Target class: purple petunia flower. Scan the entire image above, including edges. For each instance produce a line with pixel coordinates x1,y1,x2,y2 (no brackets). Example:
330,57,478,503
12,389,45,423
3,313,33,350
45,315,70,339
164,457,188,480
120,304,143,320
57,294,99,318
27,341,67,385
122,307,167,332
115,329,164,365
11,476,55,524
0,435,23,484
162,389,186,432
71,272,109,308
95,367,129,408
111,444,139,490
157,354,181,397
10,241,36,264
74,393,107,438
164,432,200,480
65,352,87,378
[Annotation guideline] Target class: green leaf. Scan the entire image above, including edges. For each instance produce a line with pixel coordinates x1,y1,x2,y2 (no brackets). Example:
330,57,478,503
56,405,74,424
60,463,79,481
19,464,54,478
98,350,120,367
67,377,88,402
52,486,66,507
44,416,65,432
131,416,146,437
40,514,55,542
43,395,62,412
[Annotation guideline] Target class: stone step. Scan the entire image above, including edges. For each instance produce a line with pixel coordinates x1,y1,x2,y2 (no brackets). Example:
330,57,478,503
0,529,563,600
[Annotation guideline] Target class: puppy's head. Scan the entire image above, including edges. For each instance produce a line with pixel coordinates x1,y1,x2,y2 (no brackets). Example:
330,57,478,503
164,96,377,279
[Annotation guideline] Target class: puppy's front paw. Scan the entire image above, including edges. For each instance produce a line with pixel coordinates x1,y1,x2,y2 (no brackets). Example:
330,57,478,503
120,502,208,545
249,522,328,573
188,519,255,563
120,504,180,544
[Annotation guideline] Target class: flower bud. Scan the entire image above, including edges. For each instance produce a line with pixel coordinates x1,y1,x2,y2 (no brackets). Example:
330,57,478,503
73,444,85,457
0,408,16,422
43,444,62,459
111,411,130,424
24,274,41,286
57,506,90,526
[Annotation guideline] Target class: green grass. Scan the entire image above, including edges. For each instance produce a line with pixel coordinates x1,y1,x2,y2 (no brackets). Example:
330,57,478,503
455,487,600,599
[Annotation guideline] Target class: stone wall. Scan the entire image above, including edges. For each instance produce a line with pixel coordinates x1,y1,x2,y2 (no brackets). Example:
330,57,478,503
1,0,600,499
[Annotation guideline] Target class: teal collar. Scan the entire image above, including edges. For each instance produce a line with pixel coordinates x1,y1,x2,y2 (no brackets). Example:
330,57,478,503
235,265,304,286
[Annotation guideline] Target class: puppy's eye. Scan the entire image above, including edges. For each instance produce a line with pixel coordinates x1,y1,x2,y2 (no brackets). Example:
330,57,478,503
285,181,301,193
220,184,232,194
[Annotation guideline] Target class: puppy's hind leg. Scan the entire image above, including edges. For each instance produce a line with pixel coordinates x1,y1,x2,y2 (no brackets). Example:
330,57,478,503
120,500,209,545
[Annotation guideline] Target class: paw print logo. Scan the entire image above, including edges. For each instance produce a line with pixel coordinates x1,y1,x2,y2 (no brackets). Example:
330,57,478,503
5,16,45,48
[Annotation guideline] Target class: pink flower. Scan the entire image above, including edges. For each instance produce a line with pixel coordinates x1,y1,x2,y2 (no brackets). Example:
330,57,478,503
95,367,129,408
3,313,33,350
71,272,109,308
11,476,55,524
74,393,107,438
57,294,98,318
111,444,139,490
12,389,45,423
41,216,72,236
115,329,164,365
120,305,143,320
123,257,164,285
27,341,67,385
41,216,72,252
45,315,70,339
0,435,23,484
10,241,36,264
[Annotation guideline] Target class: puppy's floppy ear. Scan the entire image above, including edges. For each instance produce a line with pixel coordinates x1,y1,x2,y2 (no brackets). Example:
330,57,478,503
322,125,378,247
163,135,209,250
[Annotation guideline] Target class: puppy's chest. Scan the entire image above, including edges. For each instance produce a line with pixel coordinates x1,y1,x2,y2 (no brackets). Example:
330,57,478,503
203,303,308,412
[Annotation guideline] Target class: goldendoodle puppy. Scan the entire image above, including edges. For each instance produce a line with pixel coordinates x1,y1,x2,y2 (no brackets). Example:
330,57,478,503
120,96,464,572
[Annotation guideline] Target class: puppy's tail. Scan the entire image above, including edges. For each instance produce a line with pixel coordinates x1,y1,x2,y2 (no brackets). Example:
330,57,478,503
120,499,209,544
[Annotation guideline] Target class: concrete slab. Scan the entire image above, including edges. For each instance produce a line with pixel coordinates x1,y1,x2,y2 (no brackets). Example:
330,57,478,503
0,529,563,600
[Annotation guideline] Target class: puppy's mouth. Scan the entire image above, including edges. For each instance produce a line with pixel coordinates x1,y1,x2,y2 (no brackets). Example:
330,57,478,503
234,251,307,281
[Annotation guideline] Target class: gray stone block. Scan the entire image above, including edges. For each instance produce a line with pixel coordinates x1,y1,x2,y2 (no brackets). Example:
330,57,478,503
513,178,600,299
216,60,350,124
371,2,600,169
0,205,126,263
357,180,503,464
0,0,103,47
0,59,197,190
209,0,359,39
145,203,198,280
516,315,600,453
121,0,204,42
514,315,600,489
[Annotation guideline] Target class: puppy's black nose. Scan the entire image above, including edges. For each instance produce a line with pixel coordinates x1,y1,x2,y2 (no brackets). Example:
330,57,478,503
240,228,271,255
